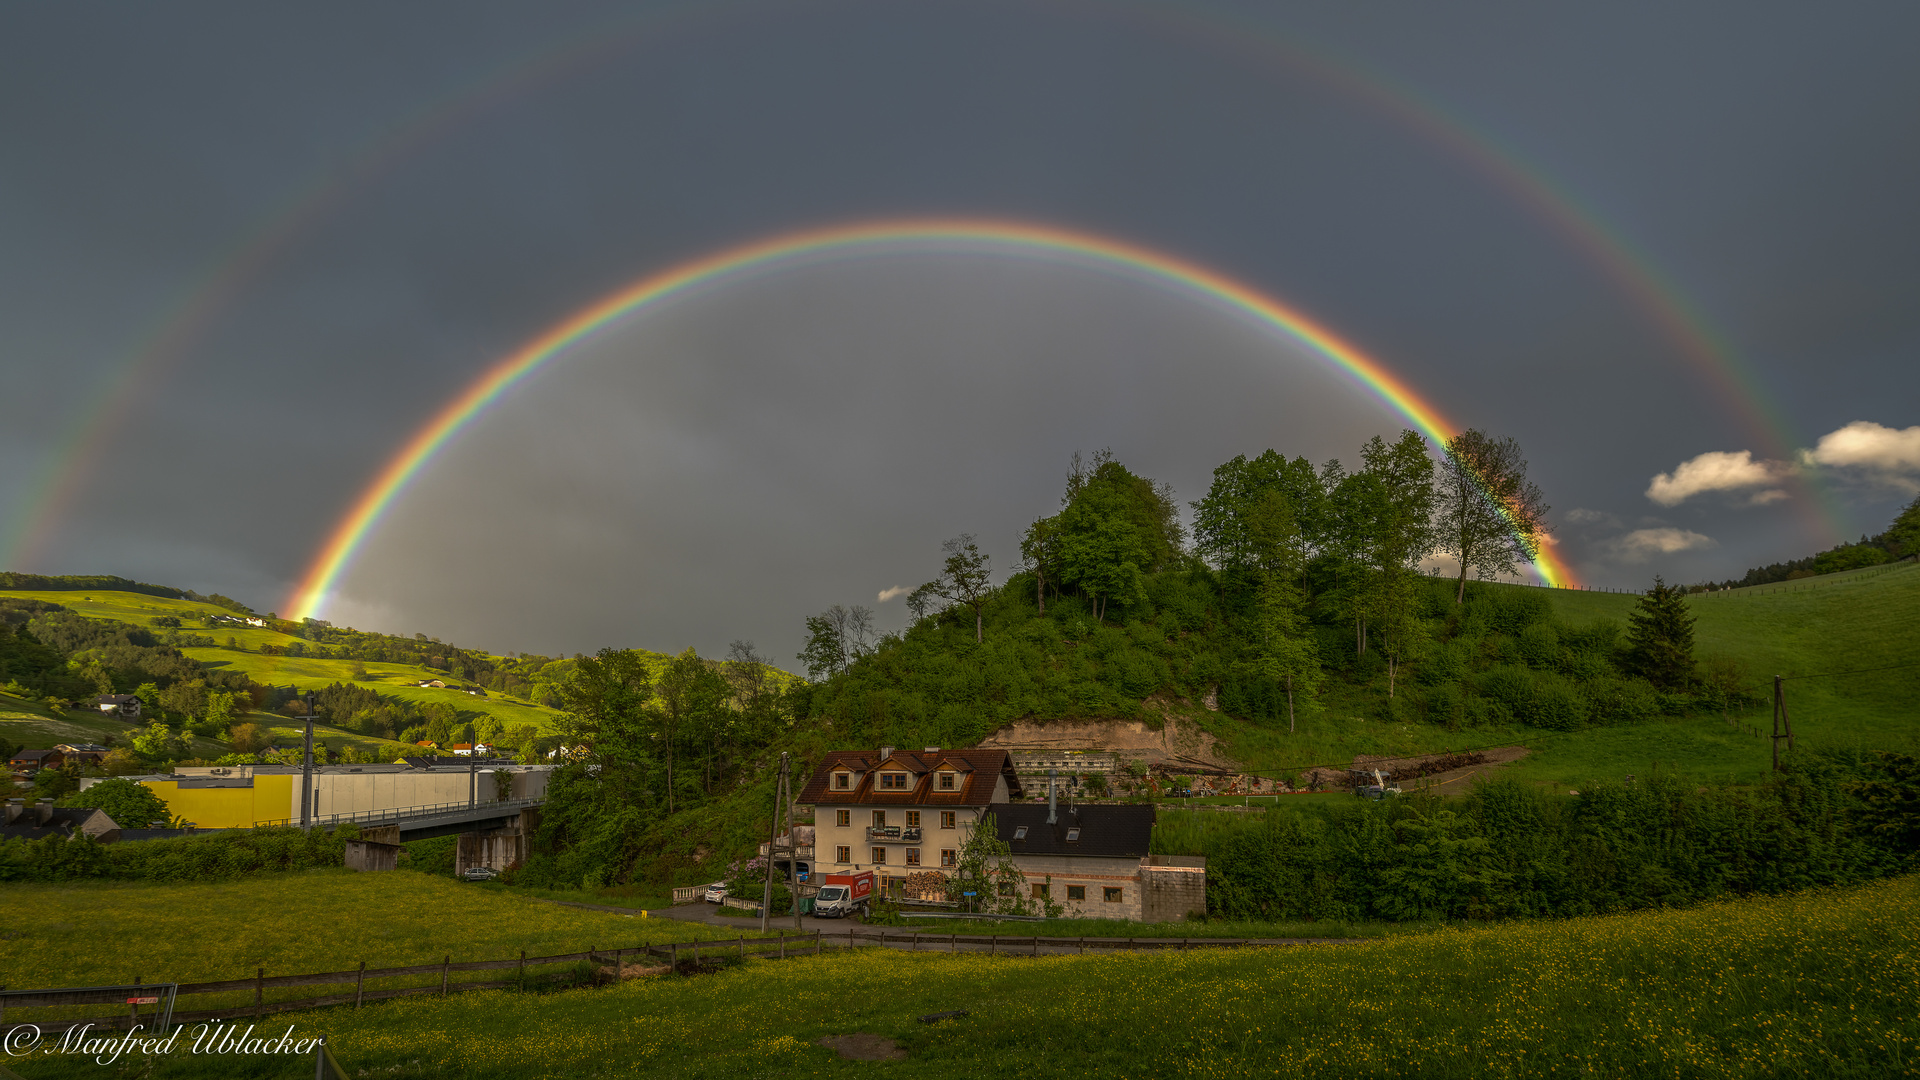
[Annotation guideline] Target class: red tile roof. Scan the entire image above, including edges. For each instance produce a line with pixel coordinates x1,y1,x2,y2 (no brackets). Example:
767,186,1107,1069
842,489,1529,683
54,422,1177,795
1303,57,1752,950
798,749,1020,807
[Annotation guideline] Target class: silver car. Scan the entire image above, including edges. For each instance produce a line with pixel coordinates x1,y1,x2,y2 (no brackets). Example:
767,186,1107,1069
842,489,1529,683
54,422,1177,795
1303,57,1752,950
460,866,500,882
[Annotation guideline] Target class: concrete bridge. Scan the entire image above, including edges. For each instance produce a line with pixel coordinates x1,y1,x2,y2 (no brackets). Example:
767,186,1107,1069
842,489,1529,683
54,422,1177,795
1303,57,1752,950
255,796,543,840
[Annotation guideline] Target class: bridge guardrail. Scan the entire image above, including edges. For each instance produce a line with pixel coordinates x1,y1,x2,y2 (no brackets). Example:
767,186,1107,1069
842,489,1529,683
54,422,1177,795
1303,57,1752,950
251,796,543,830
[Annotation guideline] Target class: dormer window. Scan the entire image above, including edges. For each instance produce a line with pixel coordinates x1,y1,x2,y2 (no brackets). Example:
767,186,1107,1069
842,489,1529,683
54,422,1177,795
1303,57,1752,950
937,772,956,791
879,772,908,791
833,772,851,790
1066,828,1080,842
1013,826,1028,840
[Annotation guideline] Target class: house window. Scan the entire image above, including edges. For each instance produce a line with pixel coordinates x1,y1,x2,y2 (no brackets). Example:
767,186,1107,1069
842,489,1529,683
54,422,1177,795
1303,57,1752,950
1066,885,1086,901
836,809,850,827
940,849,956,867
836,846,850,863
834,772,850,790
938,772,955,790
905,811,920,827
872,847,887,865
905,848,920,866
879,772,908,790
1031,883,1049,899
997,882,1015,897
1104,887,1123,903
940,811,956,829
872,810,887,828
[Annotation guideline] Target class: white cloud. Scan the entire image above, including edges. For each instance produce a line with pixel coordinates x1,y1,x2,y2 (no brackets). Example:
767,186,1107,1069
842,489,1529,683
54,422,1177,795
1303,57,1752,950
1646,450,1786,507
1566,507,1618,526
876,585,911,603
1611,528,1717,562
1799,421,1920,492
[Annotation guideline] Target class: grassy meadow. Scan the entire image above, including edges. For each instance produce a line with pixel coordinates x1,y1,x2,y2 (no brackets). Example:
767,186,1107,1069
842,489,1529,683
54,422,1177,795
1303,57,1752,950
0,870,744,1000
14,874,1914,1078
0,587,567,752
1203,562,1920,790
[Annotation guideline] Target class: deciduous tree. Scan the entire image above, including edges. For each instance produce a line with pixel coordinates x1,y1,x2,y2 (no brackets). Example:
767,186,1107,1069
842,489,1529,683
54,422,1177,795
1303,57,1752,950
1435,429,1552,603
926,535,993,642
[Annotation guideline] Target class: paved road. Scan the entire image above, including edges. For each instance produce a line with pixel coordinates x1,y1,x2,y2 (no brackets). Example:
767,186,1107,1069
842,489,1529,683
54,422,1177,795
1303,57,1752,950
638,902,1360,957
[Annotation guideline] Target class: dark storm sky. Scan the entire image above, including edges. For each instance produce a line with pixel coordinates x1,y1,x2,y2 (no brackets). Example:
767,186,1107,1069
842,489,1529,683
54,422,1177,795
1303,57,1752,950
3,1,1916,663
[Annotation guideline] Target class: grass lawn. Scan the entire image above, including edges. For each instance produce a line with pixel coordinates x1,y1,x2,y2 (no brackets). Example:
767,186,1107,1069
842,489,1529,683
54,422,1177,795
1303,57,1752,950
0,587,567,734
1200,563,1920,790
16,873,1913,1078
186,648,562,731
0,870,746,1004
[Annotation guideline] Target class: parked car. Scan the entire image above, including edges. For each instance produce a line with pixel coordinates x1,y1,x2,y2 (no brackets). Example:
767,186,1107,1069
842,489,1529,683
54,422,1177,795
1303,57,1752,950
460,866,500,882
703,881,729,903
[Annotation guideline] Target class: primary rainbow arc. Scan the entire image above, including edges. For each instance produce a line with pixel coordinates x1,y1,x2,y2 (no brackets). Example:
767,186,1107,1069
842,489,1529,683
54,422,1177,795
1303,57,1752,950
287,218,1575,619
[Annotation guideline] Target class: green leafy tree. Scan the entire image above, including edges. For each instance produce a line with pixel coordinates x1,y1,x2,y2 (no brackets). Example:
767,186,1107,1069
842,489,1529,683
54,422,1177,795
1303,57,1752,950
1435,429,1552,603
944,812,1058,917
60,777,173,828
131,722,189,762
650,647,732,804
1886,493,1920,557
925,534,994,642
1354,432,1438,694
1626,577,1697,690
799,605,873,680
1191,450,1325,570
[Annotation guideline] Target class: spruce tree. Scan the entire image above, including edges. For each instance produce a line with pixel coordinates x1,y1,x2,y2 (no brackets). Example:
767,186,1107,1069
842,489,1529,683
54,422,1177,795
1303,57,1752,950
1626,576,1696,690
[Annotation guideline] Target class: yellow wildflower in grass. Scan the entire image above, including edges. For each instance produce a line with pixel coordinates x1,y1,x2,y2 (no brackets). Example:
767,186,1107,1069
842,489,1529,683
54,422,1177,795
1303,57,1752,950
236,874,1920,1079
10,874,1916,1078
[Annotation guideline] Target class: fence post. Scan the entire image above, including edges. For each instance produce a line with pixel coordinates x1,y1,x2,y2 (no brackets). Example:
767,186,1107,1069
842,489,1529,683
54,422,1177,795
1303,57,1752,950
255,967,264,1018
692,939,699,964
951,932,956,953
671,941,679,968
354,961,365,1008
739,935,744,961
1031,935,1038,957
780,934,787,960
1079,936,1086,955
441,956,450,996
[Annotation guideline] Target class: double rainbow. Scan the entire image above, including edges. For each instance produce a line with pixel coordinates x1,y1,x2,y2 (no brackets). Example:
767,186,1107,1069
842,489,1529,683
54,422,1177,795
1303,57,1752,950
286,219,1574,619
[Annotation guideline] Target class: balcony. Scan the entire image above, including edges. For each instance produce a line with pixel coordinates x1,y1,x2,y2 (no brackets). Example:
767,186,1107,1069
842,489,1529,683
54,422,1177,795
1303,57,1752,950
866,825,922,842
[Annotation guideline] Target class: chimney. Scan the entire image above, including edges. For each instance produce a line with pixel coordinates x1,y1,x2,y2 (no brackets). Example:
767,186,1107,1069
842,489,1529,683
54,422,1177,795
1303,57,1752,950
1047,768,1058,825
37,802,54,825
923,747,940,754
4,798,22,826
879,745,894,761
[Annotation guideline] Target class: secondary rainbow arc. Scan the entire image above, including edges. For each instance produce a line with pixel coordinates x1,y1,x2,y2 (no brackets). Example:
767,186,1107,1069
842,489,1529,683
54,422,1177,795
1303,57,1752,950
288,219,1576,619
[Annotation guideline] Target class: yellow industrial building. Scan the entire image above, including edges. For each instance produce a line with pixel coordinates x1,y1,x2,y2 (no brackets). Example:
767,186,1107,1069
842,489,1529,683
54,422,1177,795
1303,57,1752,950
84,762,552,829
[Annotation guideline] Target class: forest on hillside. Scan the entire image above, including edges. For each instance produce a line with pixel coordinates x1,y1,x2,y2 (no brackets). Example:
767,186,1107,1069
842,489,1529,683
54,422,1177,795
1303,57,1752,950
792,433,1774,754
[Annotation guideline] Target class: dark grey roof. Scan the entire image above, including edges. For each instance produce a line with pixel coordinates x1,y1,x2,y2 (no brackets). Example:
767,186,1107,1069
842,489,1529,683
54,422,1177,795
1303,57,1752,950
989,802,1155,858
0,807,122,840
96,694,140,704
117,828,206,841
401,756,519,769
10,749,54,761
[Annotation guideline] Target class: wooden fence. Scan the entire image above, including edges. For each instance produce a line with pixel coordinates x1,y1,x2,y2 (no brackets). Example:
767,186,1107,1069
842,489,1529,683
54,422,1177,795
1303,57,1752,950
5,933,826,1033
843,929,1328,955
8,930,1346,1034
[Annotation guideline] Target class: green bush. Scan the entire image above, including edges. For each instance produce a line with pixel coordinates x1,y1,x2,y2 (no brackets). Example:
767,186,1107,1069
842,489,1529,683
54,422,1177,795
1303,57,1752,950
0,824,357,883
1195,753,1917,923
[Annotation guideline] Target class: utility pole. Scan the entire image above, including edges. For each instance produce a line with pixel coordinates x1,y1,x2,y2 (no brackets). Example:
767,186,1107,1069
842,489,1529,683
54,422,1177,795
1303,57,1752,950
300,691,315,832
1771,675,1795,771
760,752,790,934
